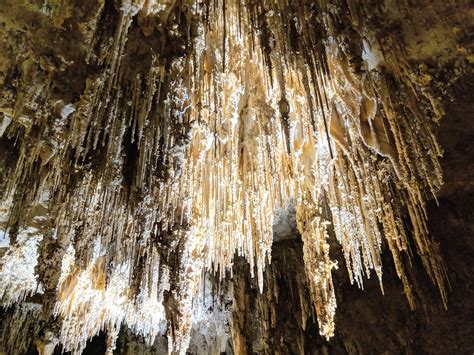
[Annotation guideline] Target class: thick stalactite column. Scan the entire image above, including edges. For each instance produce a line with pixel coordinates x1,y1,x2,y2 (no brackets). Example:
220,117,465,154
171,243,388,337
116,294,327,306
231,239,340,355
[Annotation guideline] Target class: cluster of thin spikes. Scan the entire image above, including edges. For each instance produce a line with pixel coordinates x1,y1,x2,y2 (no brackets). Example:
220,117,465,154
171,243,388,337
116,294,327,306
0,1,448,354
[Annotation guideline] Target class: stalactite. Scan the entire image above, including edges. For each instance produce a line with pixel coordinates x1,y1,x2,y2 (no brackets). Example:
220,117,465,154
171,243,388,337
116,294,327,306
0,0,468,352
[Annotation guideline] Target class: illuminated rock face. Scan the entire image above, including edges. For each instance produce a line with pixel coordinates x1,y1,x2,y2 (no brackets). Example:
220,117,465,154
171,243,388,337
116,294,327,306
0,0,472,354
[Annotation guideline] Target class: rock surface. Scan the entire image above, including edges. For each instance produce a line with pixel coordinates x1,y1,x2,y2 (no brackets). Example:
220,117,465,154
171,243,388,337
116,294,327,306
0,0,472,354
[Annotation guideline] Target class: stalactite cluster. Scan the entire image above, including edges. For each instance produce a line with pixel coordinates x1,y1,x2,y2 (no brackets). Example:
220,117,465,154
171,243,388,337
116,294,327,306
0,0,470,353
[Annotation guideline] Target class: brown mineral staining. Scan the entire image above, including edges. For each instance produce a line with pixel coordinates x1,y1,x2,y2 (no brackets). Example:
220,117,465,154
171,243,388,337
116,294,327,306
0,0,471,354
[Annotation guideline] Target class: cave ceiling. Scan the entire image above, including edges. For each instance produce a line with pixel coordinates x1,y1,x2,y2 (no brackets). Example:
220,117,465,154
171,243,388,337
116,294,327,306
0,0,472,354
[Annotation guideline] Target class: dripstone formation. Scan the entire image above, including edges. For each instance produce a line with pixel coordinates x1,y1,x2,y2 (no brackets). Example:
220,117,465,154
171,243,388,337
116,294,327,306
0,1,472,354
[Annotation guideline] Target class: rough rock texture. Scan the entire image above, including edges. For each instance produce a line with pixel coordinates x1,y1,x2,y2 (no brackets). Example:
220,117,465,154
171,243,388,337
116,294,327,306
233,195,473,354
0,0,472,354
229,75,474,354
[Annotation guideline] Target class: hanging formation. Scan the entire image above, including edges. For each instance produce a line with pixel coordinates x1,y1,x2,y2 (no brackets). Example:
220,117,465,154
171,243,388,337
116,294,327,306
0,0,449,353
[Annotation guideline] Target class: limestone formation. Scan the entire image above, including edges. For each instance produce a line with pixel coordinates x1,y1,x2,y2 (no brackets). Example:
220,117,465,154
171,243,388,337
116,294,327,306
0,0,472,354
